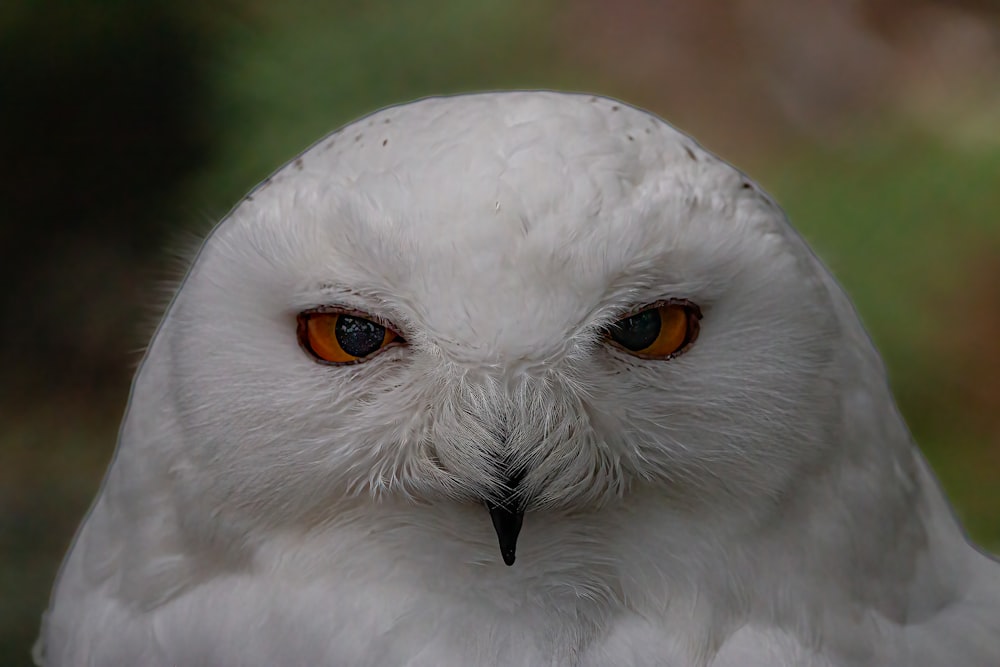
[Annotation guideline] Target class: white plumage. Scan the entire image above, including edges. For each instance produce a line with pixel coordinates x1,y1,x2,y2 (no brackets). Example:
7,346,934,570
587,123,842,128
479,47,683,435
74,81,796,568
37,92,999,666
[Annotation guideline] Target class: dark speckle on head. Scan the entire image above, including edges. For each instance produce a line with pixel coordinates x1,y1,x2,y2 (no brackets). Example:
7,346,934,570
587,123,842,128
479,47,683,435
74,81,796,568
627,134,634,141
355,134,363,142
383,118,391,124
611,105,620,111
382,139,388,147
294,158,304,170
684,146,697,161
742,181,752,189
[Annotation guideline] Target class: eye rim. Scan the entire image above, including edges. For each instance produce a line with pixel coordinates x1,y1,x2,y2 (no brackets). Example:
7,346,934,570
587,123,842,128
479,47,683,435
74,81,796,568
296,306,407,366
606,299,702,360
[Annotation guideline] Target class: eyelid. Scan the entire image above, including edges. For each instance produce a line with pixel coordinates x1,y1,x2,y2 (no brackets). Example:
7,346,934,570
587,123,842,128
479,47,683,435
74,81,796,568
614,298,703,322
298,305,406,338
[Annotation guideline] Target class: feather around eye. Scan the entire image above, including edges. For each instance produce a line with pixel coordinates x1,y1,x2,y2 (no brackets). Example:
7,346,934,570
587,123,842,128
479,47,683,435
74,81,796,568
296,310,404,364
607,301,701,359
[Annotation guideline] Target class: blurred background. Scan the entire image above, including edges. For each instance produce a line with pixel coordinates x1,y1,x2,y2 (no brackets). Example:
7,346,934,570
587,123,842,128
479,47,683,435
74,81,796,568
2,0,999,663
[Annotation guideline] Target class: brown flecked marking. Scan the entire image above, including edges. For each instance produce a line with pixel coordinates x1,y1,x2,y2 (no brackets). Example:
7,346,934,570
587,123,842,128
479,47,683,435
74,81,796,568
611,105,620,111
355,134,363,142
382,139,388,146
684,146,697,161
294,158,304,170
627,134,634,141
742,181,752,189
383,118,391,124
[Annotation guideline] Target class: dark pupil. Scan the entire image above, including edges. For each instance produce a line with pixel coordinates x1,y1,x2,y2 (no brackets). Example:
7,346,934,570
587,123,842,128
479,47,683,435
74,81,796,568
335,316,386,357
609,309,661,351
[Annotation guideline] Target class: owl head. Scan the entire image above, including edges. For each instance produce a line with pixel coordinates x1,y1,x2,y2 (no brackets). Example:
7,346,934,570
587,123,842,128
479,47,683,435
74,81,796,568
142,92,877,566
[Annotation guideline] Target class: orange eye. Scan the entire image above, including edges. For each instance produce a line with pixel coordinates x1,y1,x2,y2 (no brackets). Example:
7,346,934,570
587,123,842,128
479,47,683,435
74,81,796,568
607,301,701,359
297,311,403,364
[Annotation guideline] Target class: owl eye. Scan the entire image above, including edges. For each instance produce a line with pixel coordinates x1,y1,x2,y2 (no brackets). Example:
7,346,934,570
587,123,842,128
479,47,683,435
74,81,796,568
297,310,404,364
607,301,701,359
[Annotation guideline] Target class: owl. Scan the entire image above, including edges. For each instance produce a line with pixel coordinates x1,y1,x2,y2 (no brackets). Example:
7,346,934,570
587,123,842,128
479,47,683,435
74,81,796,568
36,92,1000,666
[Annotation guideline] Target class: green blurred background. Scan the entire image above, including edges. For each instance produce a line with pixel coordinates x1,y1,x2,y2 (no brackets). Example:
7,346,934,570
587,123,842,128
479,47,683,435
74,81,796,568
2,0,999,663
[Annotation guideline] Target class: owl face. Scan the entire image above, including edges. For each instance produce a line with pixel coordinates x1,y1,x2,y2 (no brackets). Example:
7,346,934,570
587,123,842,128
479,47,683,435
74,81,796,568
163,93,842,562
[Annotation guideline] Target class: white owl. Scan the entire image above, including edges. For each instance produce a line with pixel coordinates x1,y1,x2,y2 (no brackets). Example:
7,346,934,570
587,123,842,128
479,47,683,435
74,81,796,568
37,92,1000,666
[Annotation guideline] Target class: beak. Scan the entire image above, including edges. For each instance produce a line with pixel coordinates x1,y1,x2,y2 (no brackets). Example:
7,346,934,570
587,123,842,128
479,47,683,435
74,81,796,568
484,468,527,566
486,501,525,566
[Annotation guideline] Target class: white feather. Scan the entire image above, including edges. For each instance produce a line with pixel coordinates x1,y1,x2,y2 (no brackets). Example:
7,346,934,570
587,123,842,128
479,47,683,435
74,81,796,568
37,91,1000,666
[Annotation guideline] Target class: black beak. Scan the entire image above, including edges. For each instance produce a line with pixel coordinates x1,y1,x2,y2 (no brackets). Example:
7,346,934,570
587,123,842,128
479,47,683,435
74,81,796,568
485,468,527,566
486,501,525,566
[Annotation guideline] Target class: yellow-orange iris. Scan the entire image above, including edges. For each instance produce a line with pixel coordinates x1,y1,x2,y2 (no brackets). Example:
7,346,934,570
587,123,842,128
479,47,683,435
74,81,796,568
299,312,399,364
608,303,699,359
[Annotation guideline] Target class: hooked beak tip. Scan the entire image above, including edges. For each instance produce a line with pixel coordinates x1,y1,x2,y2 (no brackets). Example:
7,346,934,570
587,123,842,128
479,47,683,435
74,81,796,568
486,501,525,567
